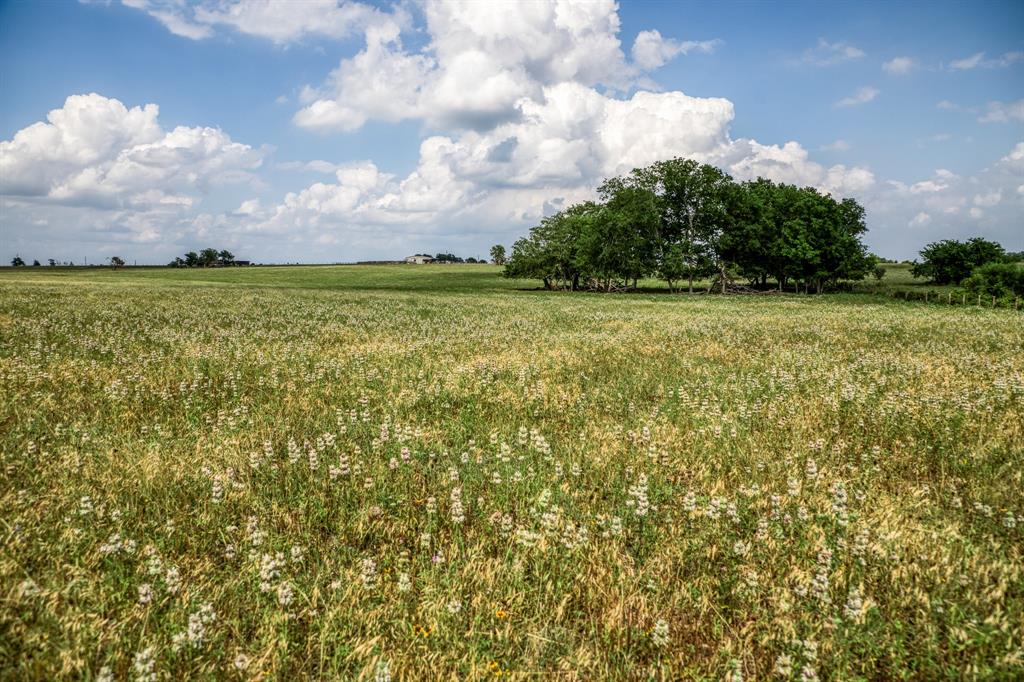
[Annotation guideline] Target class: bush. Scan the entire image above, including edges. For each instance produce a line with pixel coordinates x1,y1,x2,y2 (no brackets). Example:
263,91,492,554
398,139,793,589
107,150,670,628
964,262,1024,298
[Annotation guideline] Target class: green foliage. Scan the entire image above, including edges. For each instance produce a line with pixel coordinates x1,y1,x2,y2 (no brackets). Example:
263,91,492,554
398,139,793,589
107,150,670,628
11,256,25,267
873,264,887,281
911,238,1006,284
964,261,1024,298
509,157,871,293
490,244,506,266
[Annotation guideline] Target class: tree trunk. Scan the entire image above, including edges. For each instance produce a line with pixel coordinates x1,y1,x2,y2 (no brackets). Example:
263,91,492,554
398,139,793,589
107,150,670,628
720,262,727,294
688,272,693,294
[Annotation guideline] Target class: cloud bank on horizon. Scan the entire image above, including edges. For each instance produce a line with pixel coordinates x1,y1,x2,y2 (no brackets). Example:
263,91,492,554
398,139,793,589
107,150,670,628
1,0,1021,263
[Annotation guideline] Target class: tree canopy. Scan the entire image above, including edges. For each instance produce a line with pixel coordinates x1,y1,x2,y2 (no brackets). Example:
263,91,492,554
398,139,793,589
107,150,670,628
911,238,1006,285
506,158,872,293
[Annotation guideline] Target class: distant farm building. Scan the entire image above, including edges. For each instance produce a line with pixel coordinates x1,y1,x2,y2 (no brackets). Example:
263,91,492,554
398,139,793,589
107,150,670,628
405,254,434,264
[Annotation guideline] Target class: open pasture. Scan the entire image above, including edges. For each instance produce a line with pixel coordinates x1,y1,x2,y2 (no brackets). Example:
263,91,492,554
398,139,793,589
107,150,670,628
2,265,1022,679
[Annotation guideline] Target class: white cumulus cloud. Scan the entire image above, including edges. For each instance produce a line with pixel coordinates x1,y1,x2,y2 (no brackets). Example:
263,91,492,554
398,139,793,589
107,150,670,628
835,86,880,108
631,30,720,70
882,57,915,74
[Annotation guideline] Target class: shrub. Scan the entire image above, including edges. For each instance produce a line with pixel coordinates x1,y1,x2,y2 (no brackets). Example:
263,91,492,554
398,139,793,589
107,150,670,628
964,261,1024,298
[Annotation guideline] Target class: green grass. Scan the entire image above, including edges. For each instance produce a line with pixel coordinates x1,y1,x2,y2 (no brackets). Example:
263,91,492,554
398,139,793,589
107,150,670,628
1,265,1022,680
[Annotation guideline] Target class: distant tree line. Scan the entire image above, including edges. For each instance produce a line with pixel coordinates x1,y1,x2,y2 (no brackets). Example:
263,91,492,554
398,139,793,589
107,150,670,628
168,248,239,267
913,238,1023,297
504,157,872,293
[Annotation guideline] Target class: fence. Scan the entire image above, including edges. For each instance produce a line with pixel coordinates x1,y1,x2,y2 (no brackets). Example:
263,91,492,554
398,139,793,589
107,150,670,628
881,289,1021,311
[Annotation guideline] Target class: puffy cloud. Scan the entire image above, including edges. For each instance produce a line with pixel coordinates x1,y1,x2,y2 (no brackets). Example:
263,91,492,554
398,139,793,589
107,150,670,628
801,39,865,66
860,144,1024,256
835,86,880,108
973,190,1002,208
820,139,851,152
908,212,931,227
882,57,915,74
0,93,263,248
979,99,1024,123
949,50,1024,70
631,30,719,70
121,0,397,44
261,77,877,250
294,0,718,133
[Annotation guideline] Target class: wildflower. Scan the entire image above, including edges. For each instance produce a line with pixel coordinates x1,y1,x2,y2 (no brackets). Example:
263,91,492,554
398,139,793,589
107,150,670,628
233,653,250,671
132,647,156,682
290,545,304,564
211,478,224,503
773,654,793,677
186,602,215,645
277,580,295,607
96,666,113,682
627,474,650,517
844,585,864,619
495,608,509,620
138,583,153,605
18,578,40,598
259,552,284,592
652,618,669,647
374,659,391,682
446,599,462,614
450,487,465,525
164,566,181,595
360,558,378,588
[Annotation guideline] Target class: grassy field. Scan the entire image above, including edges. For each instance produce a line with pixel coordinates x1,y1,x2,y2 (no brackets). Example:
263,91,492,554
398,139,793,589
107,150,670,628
2,265,1022,680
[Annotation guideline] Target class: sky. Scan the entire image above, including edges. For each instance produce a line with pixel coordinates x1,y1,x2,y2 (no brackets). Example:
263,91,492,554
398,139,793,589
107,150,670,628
1,0,1021,264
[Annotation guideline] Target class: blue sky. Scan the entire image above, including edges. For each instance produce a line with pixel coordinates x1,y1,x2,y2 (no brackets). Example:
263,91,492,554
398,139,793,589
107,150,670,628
1,0,1021,264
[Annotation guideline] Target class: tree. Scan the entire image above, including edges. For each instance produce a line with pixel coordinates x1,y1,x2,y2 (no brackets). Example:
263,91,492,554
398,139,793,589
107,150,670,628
48,259,57,267
32,260,41,266
490,244,506,266
628,158,732,293
873,264,887,281
964,262,1024,298
199,248,220,267
505,203,598,290
168,257,186,268
184,251,199,268
581,180,659,290
109,256,125,270
11,256,25,267
912,238,1005,284
218,250,235,266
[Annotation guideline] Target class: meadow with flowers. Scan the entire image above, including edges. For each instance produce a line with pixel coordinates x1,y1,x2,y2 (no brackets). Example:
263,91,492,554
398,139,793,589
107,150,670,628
2,264,1022,680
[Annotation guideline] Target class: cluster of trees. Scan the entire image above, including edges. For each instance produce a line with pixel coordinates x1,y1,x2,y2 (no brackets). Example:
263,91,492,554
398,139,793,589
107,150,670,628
911,238,1012,284
911,237,1024,298
964,262,1024,298
432,253,487,263
504,158,872,293
168,249,237,267
11,257,88,267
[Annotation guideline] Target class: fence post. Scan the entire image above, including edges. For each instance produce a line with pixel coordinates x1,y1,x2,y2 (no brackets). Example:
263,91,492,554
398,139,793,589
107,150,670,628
924,291,928,303
992,295,997,308
978,294,982,307
962,293,966,305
